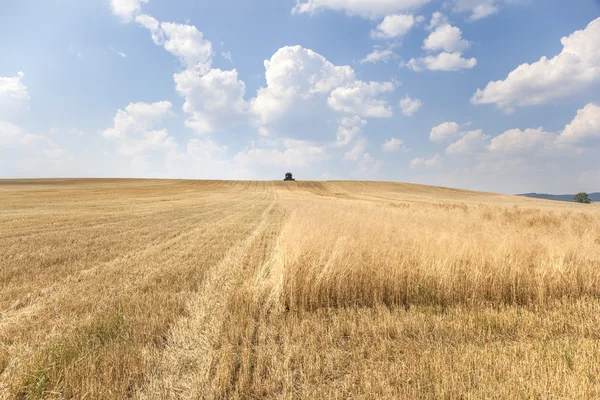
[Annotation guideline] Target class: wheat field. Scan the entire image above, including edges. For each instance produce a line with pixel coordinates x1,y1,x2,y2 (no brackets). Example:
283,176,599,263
1,179,599,399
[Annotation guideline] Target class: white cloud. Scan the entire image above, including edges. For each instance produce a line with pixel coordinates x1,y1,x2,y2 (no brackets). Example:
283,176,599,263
136,18,394,137
102,101,176,156
343,137,383,175
291,0,431,19
222,51,233,63
429,121,461,142
407,52,477,71
399,95,422,116
344,138,368,161
0,72,30,118
445,129,489,156
423,22,470,53
263,46,355,97
489,127,555,153
186,138,228,160
360,49,394,64
159,22,214,73
136,16,214,73
472,18,600,111
135,15,247,135
174,68,248,134
558,103,600,143
427,11,449,30
336,116,366,146
426,104,600,193
357,152,383,175
382,137,406,152
452,0,499,20
235,139,326,167
0,120,70,176
434,103,600,161
248,46,394,139
409,13,475,72
370,14,418,39
410,154,441,168
250,46,356,127
110,0,147,22
328,81,395,117
135,14,164,44
0,120,42,146
0,73,71,174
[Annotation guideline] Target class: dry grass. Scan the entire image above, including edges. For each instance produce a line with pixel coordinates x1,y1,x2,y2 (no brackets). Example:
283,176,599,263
1,179,599,399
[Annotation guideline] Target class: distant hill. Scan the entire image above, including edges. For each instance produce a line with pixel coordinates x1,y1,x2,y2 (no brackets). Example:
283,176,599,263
519,192,600,203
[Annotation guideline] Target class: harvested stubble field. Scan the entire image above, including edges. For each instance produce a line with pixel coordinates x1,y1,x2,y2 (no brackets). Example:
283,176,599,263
1,179,600,399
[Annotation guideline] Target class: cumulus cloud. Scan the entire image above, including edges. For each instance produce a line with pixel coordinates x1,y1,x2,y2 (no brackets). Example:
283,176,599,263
117,9,395,176
356,152,383,175
0,120,43,146
135,14,164,44
264,46,355,96
110,0,147,22
251,46,355,127
0,72,30,118
472,18,600,111
360,49,394,64
174,68,248,134
0,120,69,176
433,106,600,193
408,13,476,72
440,103,599,162
249,45,394,140
382,137,406,152
423,22,470,53
102,101,176,156
557,103,600,143
336,116,366,146
135,15,249,134
407,52,477,71
132,10,396,141
161,22,214,73
400,95,422,116
370,14,418,39
429,121,461,142
0,72,70,173
342,138,383,175
328,81,395,117
291,0,431,19
452,0,499,20
344,138,368,161
138,19,214,73
445,129,489,156
427,11,449,29
489,127,555,153
410,154,441,168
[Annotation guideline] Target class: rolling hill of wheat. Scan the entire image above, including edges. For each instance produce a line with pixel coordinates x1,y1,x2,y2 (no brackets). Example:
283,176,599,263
1,179,600,399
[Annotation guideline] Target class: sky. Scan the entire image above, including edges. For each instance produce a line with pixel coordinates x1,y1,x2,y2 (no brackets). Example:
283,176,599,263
1,0,600,194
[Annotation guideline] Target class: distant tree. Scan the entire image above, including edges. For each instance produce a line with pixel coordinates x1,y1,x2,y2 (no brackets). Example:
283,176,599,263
574,192,592,204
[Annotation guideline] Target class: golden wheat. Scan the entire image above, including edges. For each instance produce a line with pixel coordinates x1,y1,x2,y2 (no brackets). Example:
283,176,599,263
0,179,599,399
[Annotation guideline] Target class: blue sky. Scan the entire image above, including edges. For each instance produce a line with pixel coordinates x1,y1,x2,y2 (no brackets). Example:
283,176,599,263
1,0,600,193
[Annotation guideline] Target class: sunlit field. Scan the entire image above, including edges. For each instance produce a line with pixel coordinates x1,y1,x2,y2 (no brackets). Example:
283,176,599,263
1,179,600,399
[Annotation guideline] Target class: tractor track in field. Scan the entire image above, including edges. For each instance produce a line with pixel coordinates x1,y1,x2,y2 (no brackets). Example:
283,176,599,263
136,190,284,399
